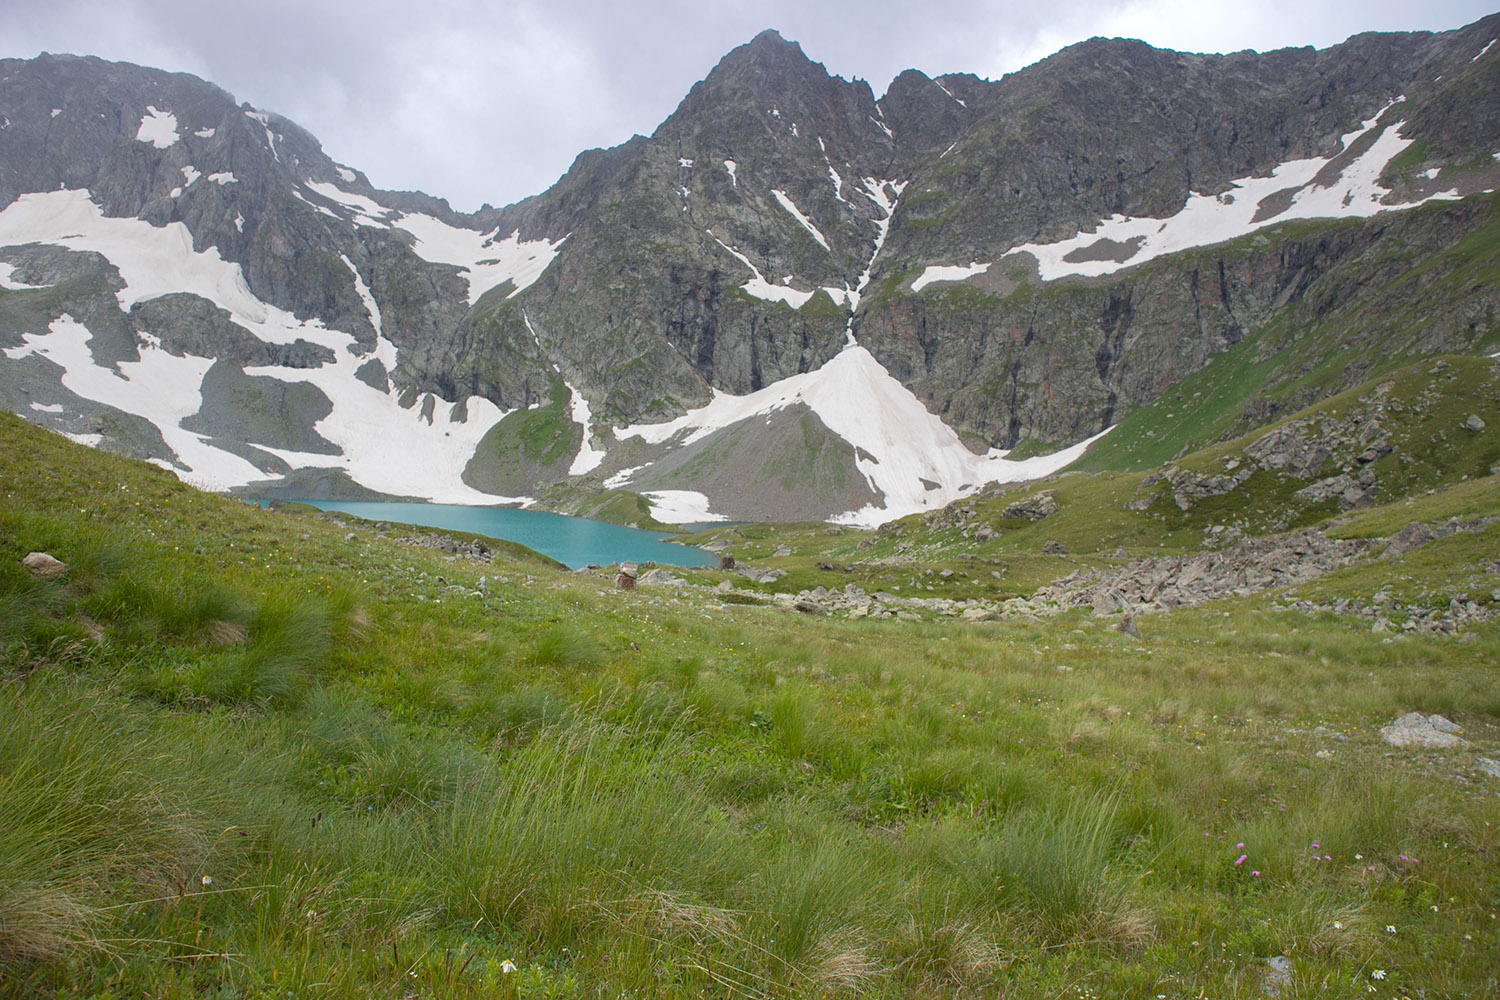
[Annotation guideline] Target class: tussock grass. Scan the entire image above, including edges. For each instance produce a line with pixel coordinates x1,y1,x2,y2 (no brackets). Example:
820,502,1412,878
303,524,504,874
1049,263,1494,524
2,410,1499,997
0,678,210,965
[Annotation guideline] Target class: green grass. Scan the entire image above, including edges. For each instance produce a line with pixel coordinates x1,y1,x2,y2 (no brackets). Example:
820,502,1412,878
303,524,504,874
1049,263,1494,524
2,409,1499,998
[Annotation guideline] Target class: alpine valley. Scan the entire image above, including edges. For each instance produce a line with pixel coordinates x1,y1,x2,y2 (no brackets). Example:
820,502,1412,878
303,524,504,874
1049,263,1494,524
2,17,1499,525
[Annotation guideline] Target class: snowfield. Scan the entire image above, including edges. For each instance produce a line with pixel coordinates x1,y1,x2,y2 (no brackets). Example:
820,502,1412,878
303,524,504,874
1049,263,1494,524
614,343,1106,527
1000,106,1480,281
0,190,348,350
0,189,521,502
387,213,567,306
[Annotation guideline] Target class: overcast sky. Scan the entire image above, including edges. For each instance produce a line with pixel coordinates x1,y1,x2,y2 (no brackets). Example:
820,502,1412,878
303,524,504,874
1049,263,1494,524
4,1,1494,212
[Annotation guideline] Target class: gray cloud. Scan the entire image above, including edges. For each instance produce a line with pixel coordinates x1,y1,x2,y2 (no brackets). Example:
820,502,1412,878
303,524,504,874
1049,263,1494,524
3,0,1494,211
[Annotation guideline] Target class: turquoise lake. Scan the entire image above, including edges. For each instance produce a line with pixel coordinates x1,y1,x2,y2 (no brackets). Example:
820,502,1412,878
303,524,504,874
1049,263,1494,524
295,501,716,570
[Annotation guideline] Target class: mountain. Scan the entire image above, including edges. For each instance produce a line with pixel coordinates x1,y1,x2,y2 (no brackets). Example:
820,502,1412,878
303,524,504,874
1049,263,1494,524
2,18,1497,525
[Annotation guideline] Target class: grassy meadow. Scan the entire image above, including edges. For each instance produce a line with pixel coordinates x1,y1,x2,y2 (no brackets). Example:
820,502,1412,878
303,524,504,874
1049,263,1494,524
2,409,1498,999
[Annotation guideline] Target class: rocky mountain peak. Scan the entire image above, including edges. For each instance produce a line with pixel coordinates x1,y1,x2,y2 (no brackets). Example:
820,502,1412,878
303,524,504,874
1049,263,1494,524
2,17,1498,525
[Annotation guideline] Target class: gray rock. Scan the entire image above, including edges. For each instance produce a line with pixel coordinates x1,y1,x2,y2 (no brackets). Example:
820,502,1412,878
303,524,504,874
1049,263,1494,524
1244,426,1328,477
1383,521,1435,558
638,568,686,587
22,551,66,577
1380,712,1465,748
1464,414,1486,432
1000,492,1058,520
1476,758,1500,779
1264,955,1292,996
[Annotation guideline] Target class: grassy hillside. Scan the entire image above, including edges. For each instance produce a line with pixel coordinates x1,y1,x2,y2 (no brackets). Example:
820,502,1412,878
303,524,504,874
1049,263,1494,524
2,409,1499,999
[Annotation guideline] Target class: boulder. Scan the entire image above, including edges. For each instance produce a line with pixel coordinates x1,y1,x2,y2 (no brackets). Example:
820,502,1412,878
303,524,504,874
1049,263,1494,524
1000,492,1058,520
638,568,686,587
1244,425,1328,477
1379,712,1464,748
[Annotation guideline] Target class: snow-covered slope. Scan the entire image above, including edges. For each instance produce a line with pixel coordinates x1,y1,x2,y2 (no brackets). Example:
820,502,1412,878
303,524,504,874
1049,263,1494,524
610,344,1104,526
0,189,523,502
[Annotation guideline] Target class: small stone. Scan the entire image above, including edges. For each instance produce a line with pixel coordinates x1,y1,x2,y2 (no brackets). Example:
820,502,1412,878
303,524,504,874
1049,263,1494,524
1476,758,1500,779
1117,614,1142,638
22,552,66,578
1264,954,1293,995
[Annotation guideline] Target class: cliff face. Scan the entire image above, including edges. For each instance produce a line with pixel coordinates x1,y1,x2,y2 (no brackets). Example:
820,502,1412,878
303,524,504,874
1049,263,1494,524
2,16,1497,522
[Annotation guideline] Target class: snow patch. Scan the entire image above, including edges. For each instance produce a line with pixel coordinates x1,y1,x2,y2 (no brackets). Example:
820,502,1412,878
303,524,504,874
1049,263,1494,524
194,127,215,138
207,172,236,185
678,157,694,168
245,110,280,162
566,383,606,475
339,254,384,341
50,108,61,118
234,213,244,232
911,262,990,293
30,401,64,414
241,364,518,503
0,189,349,351
305,180,392,226
179,165,200,187
771,190,830,250
841,178,906,341
604,465,646,489
644,490,724,524
292,189,339,219
1474,38,1496,61
723,159,737,187
1006,109,1467,281
336,166,357,183
870,116,893,139
615,344,1104,526
932,78,965,107
707,230,815,308
135,106,178,148
388,213,566,306
0,262,47,290
4,314,265,489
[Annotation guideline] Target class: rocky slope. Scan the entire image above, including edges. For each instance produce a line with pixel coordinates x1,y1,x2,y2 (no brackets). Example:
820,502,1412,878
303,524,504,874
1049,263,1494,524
1,16,1497,523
